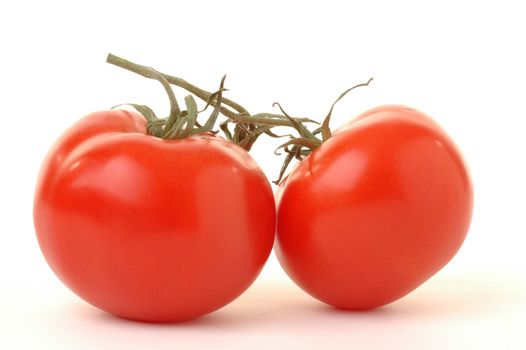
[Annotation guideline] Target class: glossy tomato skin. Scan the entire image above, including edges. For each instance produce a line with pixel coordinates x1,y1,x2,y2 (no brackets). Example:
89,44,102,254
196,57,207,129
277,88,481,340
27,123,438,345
34,110,276,322
276,105,473,310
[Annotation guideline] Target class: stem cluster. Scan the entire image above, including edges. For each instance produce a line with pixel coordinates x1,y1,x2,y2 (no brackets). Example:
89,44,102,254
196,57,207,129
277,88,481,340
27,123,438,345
106,53,372,183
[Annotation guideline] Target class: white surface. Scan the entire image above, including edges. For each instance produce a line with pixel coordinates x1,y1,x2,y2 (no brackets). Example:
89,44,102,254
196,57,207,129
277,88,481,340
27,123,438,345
2,267,526,350
1,1,525,349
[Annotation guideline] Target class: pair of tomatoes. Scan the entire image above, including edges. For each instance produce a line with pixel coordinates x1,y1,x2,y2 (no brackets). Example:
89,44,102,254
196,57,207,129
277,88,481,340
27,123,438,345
34,105,472,322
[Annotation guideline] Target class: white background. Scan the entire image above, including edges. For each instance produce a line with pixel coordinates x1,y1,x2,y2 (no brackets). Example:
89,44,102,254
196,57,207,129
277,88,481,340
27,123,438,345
1,1,525,349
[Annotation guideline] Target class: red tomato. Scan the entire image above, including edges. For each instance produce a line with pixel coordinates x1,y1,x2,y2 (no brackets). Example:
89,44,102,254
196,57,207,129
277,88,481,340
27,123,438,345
34,110,275,322
275,105,473,309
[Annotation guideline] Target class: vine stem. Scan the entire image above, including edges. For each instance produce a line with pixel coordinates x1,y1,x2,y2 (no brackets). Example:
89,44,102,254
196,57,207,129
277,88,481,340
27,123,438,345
105,53,371,182
106,54,312,128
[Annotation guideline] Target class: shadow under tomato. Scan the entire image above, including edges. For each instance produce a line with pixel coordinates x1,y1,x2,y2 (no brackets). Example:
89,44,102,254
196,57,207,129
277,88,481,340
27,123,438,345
30,272,526,350
79,306,229,328
70,281,319,328
72,273,524,329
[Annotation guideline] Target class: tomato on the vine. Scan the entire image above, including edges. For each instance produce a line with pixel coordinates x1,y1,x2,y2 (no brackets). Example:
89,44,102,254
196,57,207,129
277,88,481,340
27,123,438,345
34,110,276,322
275,105,473,309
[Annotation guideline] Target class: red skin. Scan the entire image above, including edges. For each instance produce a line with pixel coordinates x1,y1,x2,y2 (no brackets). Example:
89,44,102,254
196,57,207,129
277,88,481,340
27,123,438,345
34,110,276,322
276,105,473,309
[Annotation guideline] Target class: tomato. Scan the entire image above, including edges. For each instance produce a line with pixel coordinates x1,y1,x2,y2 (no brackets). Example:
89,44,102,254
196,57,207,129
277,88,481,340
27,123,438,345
33,110,276,322
275,105,473,309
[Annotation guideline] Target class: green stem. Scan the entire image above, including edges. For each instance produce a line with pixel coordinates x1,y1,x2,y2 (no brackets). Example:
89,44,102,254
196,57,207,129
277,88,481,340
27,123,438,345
106,53,313,128
107,54,246,114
